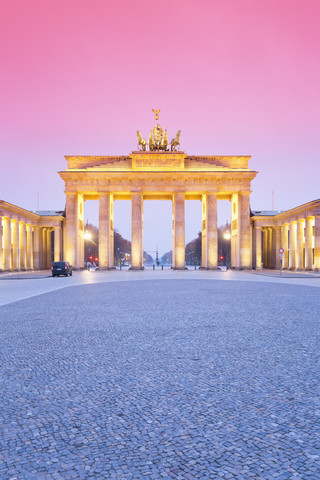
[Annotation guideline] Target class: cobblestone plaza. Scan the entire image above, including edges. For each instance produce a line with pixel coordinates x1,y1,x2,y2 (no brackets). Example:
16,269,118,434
0,271,319,479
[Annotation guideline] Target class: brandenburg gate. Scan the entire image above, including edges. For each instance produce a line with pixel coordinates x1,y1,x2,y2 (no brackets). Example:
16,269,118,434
59,114,257,270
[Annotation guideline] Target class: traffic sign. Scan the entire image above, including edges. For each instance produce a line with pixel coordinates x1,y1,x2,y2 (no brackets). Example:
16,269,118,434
279,248,284,254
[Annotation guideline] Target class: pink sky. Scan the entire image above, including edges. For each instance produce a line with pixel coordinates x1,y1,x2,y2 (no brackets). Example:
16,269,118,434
1,0,319,254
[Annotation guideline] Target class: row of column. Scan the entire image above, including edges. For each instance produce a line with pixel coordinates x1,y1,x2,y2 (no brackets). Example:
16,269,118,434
97,191,250,270
255,216,320,270
65,191,252,270
0,216,62,271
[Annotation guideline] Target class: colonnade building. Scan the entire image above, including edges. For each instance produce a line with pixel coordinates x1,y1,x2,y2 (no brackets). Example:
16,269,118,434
0,200,64,271
251,199,320,270
1,149,320,273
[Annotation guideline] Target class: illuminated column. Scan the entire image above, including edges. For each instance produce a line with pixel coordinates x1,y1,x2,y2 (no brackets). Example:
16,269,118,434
201,195,207,268
231,194,239,268
99,193,114,269
0,217,2,270
33,226,40,270
201,193,218,269
289,221,297,270
172,193,185,269
12,219,19,270
239,192,251,269
26,224,33,269
131,193,144,270
282,223,289,269
305,216,313,270
54,227,61,262
314,216,320,270
296,220,304,270
3,217,12,271
109,196,114,268
42,228,47,269
19,221,27,270
255,226,262,269
47,228,52,268
267,228,272,268
65,193,79,268
275,226,282,269
77,195,84,268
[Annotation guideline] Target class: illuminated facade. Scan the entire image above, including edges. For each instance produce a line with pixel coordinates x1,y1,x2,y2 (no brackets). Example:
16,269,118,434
251,199,320,270
0,201,64,271
58,152,257,270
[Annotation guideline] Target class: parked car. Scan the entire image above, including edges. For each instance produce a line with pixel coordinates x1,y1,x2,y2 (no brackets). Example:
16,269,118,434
51,261,73,277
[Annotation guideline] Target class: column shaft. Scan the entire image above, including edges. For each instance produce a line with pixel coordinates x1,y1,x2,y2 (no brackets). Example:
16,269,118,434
296,220,304,270
0,217,3,271
33,226,40,270
289,222,297,270
12,220,19,270
131,193,144,270
172,193,185,269
99,194,112,269
314,216,320,270
65,193,78,268
42,228,47,269
54,227,61,262
282,224,289,269
3,217,11,271
20,222,27,270
305,217,313,270
275,226,281,269
239,193,251,269
255,227,262,269
26,224,33,269
47,229,52,268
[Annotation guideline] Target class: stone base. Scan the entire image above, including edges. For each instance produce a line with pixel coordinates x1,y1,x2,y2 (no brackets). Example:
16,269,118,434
129,266,144,271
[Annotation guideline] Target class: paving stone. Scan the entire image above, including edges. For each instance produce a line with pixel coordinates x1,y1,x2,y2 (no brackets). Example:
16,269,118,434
0,280,319,479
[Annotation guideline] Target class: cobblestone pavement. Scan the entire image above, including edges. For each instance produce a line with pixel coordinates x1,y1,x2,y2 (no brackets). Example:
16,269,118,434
0,280,319,479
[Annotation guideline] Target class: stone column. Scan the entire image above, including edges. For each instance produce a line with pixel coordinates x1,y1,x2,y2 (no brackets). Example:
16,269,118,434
131,193,144,270
201,194,218,269
42,228,47,269
54,227,61,262
19,222,27,270
172,193,185,270
282,224,289,269
289,221,297,270
3,217,11,271
33,226,40,270
231,194,239,268
314,216,320,270
255,226,262,269
99,194,113,269
266,228,272,268
65,193,78,268
0,217,3,271
275,226,282,269
12,219,19,270
239,192,251,269
296,220,304,270
201,195,207,269
109,196,114,268
305,216,313,270
26,224,33,270
47,229,52,268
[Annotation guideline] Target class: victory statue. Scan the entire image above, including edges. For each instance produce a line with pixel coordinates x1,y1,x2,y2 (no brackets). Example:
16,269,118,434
137,109,181,152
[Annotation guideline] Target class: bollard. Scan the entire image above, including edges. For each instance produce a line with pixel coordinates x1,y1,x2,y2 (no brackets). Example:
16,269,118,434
153,265,155,271
194,265,196,270
161,264,163,271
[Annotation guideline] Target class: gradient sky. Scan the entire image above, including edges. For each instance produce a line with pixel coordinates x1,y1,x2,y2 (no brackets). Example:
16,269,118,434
1,0,319,256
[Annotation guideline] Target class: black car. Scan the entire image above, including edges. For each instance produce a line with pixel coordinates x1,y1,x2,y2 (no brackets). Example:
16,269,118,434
51,261,73,277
